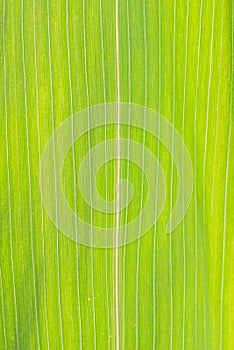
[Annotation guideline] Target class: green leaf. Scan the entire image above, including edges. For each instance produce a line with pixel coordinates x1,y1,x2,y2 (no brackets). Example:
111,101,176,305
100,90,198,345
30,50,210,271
0,0,233,349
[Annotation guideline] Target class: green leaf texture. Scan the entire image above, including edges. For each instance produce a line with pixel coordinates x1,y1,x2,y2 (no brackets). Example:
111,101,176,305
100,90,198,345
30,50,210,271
0,0,233,349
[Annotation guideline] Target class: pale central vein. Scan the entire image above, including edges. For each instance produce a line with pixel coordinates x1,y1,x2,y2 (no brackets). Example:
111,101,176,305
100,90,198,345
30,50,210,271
115,0,120,348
